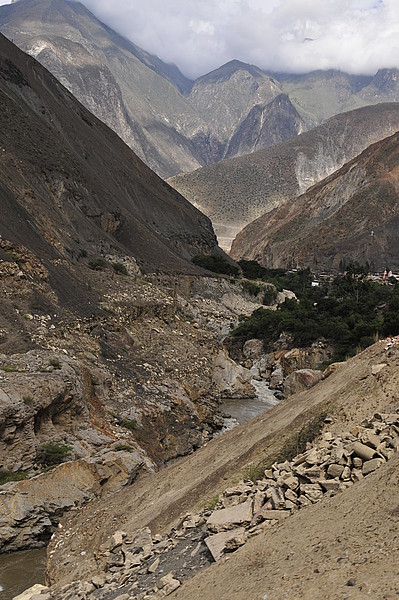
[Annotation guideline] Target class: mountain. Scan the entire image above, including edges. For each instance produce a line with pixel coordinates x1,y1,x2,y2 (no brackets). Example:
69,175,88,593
0,0,207,178
277,69,372,123
0,31,220,285
0,1,300,178
4,1,399,181
224,93,304,158
168,103,399,251
230,130,399,272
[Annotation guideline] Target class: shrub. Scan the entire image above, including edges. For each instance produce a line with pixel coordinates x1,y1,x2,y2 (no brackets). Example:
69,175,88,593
263,286,278,306
88,258,108,271
121,419,137,431
242,280,262,297
36,440,73,468
49,358,61,369
114,444,135,452
112,262,128,275
192,254,240,276
0,470,28,485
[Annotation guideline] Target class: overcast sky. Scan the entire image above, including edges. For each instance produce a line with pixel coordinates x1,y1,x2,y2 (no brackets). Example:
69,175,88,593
1,0,398,79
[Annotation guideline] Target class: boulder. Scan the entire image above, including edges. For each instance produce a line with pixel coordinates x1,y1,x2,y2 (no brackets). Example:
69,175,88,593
283,369,323,397
204,527,246,561
243,339,264,361
213,349,255,399
207,498,253,532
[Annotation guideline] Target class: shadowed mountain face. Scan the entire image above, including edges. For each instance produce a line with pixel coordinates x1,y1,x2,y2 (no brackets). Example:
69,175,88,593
230,131,399,272
224,94,304,158
0,32,219,292
168,103,399,251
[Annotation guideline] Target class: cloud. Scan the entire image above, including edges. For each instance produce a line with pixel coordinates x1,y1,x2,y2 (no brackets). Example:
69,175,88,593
1,0,398,78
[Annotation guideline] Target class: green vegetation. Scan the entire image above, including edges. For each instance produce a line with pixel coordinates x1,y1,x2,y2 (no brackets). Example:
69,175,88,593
121,418,138,431
238,260,313,296
36,440,73,468
0,470,28,485
49,358,61,369
243,463,266,483
241,279,263,297
112,262,128,276
204,495,220,511
88,258,108,271
192,254,240,276
7,252,26,269
0,364,19,372
114,443,135,452
233,263,399,361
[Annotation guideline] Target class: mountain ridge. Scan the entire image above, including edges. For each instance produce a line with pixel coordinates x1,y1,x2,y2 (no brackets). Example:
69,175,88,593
168,103,399,251
230,130,399,271
3,0,399,179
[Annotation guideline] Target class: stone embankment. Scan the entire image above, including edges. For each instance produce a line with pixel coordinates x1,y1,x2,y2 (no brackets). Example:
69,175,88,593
24,406,399,600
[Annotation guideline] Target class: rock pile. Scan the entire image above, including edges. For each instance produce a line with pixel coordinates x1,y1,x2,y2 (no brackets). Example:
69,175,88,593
34,408,398,600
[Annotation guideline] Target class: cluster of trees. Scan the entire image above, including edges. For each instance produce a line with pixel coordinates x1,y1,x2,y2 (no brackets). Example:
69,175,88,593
233,262,399,360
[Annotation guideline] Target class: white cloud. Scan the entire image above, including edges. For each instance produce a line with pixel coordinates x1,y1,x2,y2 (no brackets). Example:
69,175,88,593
1,0,399,78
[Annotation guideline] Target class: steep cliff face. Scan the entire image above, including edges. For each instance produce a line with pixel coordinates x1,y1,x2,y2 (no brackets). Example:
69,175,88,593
187,60,282,143
169,104,399,251
230,131,399,272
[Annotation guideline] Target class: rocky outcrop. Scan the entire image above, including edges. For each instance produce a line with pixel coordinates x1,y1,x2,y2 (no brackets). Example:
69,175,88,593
0,450,144,553
213,349,255,399
238,339,333,398
225,94,304,158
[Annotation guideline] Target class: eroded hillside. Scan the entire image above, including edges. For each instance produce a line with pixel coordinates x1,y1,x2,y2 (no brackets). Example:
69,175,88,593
231,131,399,272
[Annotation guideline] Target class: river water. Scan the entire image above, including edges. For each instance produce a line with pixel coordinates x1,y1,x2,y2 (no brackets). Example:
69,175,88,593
0,548,46,600
220,379,279,425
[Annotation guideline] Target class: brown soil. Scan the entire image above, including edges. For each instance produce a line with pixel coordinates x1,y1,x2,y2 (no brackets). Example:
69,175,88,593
48,339,399,599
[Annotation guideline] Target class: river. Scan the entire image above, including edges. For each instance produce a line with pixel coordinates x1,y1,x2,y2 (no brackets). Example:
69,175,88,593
0,548,46,600
220,379,279,425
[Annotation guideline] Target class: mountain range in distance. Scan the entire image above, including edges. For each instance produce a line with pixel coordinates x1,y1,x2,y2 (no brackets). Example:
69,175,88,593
230,130,399,273
2,0,399,180
169,103,399,252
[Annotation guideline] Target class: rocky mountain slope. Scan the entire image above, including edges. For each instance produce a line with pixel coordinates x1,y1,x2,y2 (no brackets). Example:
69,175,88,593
1,37,296,590
231,130,399,272
169,103,399,251
0,1,304,178
0,32,219,276
2,1,399,181
34,339,399,600
0,0,206,178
